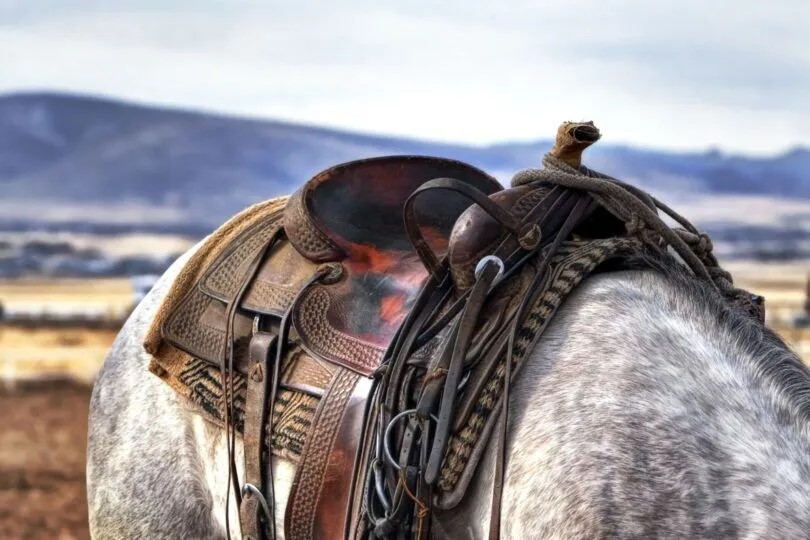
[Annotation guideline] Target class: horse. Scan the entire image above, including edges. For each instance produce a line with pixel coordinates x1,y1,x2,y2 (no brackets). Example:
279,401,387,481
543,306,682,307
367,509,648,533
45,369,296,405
87,238,810,537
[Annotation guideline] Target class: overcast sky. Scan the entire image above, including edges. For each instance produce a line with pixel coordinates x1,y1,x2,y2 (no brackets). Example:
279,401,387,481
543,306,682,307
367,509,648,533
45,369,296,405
1,1,808,154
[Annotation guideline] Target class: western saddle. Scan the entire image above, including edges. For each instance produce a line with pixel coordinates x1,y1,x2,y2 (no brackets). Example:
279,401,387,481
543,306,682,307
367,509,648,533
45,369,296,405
153,122,763,539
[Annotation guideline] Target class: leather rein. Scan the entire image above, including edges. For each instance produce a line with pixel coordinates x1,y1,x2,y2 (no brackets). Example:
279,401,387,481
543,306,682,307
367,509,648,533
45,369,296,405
366,177,597,538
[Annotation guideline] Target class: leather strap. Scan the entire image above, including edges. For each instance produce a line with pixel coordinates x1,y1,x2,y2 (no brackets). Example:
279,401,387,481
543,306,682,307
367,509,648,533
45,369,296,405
488,195,597,539
404,178,523,278
240,331,277,540
285,367,361,539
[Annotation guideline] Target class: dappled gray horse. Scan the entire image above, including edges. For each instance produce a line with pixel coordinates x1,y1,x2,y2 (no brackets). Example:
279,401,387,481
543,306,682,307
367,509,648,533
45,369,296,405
87,246,810,538
87,125,810,538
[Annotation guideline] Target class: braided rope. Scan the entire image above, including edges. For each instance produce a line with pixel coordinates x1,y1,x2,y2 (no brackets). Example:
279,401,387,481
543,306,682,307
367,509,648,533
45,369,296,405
513,154,731,291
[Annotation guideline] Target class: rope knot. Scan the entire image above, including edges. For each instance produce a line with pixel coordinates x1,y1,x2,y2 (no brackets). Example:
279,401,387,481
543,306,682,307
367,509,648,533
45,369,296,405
696,233,713,256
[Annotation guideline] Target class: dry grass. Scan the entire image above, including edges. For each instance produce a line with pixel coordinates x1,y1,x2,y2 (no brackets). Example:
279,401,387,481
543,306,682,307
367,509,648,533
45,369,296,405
1,326,118,383
0,278,135,320
0,279,131,383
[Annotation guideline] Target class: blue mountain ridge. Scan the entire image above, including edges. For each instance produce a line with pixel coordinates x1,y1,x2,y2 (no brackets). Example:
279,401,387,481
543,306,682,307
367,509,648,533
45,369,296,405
0,91,808,227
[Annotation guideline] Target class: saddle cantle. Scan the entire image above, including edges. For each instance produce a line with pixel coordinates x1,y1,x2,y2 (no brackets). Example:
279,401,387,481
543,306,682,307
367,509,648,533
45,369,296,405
147,123,761,540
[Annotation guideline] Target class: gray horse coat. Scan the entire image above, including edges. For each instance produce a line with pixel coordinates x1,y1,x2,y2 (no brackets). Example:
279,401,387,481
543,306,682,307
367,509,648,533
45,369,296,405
87,248,810,538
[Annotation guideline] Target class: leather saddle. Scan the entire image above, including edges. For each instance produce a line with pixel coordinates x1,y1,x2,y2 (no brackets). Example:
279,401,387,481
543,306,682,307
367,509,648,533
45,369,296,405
162,156,502,377
155,122,741,539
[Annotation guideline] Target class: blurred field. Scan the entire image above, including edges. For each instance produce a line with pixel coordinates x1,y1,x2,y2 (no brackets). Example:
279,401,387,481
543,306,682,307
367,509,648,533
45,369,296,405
0,279,133,321
0,279,132,384
1,327,119,383
0,267,809,384
0,381,90,539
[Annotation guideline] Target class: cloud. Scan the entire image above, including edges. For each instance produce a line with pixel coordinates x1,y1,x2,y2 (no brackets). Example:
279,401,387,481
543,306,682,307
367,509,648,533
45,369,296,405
0,0,807,153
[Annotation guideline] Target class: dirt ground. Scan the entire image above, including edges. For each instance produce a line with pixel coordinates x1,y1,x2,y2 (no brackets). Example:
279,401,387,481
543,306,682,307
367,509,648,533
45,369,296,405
0,380,91,539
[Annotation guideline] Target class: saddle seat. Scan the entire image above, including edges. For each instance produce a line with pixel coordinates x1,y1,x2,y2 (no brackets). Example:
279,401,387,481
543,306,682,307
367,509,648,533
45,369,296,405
282,156,503,373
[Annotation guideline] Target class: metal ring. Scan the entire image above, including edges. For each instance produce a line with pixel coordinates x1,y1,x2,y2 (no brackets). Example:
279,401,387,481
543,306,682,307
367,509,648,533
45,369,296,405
241,483,273,525
382,409,438,471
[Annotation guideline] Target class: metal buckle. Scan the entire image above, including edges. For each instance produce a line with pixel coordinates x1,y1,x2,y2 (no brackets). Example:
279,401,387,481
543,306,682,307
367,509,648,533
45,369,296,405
241,483,273,528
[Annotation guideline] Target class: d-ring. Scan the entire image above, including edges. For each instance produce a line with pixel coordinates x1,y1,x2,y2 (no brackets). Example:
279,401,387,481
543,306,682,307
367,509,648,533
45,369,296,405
383,409,438,471
475,255,505,290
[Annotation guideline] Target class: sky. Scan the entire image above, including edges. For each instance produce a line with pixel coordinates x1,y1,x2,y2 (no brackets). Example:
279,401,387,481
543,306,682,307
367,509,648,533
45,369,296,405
1,0,808,155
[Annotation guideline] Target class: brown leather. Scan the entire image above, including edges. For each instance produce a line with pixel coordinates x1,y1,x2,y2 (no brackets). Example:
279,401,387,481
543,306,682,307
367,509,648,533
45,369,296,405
240,332,276,539
448,185,559,291
315,377,372,539
448,185,539,290
156,155,585,538
164,157,504,377
281,156,503,375
151,129,748,539
284,367,361,539
284,156,502,261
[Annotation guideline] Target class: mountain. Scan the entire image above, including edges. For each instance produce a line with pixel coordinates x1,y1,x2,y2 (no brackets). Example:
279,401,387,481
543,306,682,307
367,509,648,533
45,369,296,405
0,91,808,228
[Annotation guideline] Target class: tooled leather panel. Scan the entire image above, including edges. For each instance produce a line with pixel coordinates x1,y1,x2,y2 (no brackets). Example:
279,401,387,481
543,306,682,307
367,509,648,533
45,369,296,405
240,241,319,316
162,288,224,363
292,286,386,376
313,377,373,539
285,368,360,540
283,350,336,394
284,186,343,262
199,219,281,302
241,280,297,316
162,287,255,366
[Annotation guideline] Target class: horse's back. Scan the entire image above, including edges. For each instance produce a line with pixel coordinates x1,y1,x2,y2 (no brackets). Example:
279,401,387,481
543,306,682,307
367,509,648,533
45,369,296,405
87,251,810,538
492,269,810,538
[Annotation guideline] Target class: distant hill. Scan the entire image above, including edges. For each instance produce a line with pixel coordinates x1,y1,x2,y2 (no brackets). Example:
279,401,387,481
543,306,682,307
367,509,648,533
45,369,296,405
0,91,808,228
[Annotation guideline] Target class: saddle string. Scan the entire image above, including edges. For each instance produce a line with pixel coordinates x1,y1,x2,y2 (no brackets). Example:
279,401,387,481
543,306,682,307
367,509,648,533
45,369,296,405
488,194,596,539
219,230,335,540
263,264,337,539
424,260,502,483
